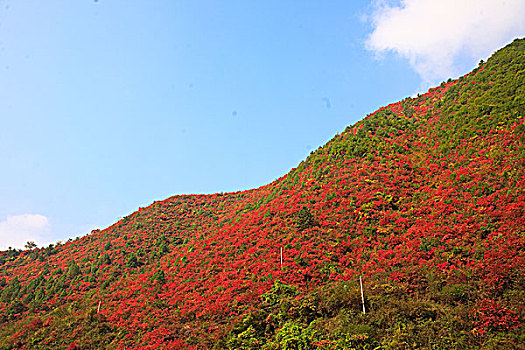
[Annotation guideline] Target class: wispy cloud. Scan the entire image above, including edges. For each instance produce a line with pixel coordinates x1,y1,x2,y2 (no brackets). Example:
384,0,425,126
0,214,51,250
365,0,525,87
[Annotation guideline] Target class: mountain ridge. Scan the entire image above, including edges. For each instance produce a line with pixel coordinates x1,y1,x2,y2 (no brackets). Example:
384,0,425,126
0,38,524,349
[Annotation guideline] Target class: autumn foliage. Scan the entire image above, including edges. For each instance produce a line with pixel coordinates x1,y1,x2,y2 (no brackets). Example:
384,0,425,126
0,39,524,349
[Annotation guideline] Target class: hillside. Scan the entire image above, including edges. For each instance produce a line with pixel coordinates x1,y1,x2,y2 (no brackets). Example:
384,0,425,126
0,38,524,349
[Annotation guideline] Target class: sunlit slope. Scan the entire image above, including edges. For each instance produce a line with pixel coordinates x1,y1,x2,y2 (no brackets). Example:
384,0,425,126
0,38,523,349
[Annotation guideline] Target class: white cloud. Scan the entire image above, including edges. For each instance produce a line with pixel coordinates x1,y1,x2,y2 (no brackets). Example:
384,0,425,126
0,214,51,250
366,0,525,87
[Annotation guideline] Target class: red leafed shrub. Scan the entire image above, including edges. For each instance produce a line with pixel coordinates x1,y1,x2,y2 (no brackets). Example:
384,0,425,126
472,299,521,335
28,317,43,330
0,38,523,349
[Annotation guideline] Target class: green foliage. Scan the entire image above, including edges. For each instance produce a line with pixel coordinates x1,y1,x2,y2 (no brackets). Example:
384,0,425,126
0,277,21,303
261,280,298,305
153,268,165,284
100,252,111,265
226,325,261,349
264,322,317,350
126,254,138,268
295,207,317,231
24,241,37,250
6,300,26,316
67,260,81,279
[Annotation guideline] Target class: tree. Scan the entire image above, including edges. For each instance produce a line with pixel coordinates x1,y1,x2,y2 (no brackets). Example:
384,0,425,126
24,241,37,250
154,269,165,284
126,254,138,268
67,260,81,279
296,207,317,231
100,253,111,265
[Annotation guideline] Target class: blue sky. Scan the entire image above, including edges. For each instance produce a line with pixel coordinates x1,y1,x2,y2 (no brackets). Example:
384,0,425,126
1,0,524,249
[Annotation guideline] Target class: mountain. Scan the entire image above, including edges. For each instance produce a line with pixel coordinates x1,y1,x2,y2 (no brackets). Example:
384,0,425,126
0,38,524,350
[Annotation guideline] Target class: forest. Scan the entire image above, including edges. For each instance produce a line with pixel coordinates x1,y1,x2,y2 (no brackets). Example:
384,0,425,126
0,38,523,349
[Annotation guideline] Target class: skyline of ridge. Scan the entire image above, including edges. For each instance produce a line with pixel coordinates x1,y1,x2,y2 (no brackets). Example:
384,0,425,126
1,1,524,250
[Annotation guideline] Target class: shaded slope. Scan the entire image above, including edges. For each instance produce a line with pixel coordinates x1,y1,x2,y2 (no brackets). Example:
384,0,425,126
0,38,524,349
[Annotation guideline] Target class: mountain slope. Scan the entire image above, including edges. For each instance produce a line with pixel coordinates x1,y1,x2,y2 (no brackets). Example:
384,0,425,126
0,38,524,349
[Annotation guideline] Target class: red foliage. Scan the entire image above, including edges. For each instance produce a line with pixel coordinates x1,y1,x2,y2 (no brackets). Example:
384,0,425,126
0,40,524,348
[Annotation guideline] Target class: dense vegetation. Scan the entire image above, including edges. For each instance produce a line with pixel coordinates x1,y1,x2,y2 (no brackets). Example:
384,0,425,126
0,38,524,349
